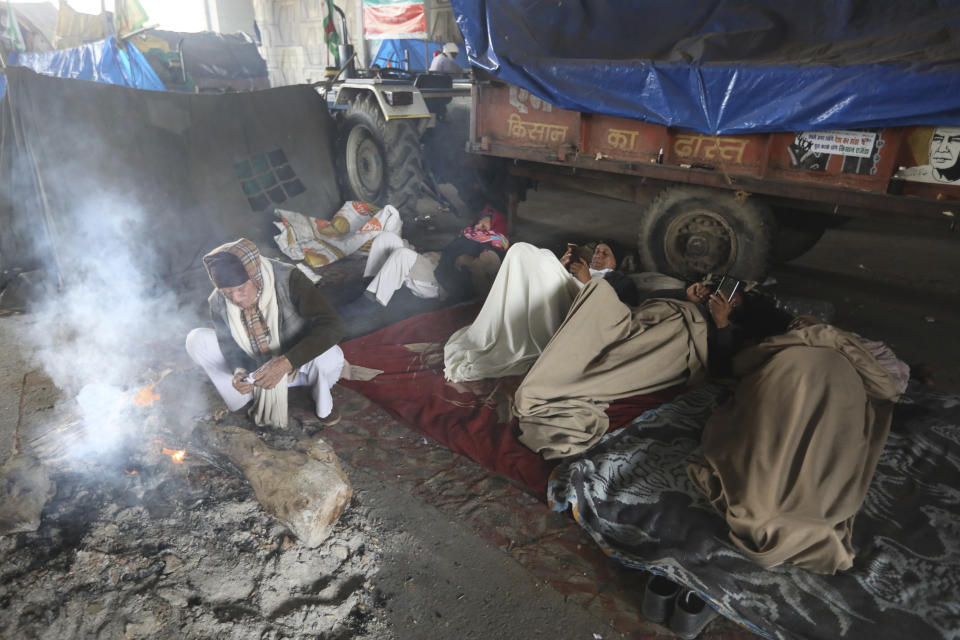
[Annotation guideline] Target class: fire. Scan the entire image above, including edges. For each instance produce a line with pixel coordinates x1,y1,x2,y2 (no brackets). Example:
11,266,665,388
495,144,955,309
132,384,160,407
156,440,186,464
162,448,186,463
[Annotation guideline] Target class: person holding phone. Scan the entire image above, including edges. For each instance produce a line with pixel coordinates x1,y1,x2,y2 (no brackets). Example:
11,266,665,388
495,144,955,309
638,275,781,377
560,240,639,306
514,273,794,459
443,239,638,383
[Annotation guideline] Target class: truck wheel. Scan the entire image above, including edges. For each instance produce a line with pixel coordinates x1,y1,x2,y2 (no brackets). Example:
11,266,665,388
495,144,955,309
639,186,775,281
338,92,426,214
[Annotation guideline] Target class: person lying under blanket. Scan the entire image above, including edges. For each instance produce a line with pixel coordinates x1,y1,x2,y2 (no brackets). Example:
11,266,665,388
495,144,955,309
514,277,793,459
687,316,910,574
443,239,640,383
362,206,509,306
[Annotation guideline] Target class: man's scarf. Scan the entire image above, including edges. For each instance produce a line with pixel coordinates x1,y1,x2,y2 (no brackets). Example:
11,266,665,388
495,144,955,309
203,238,272,357
460,206,510,251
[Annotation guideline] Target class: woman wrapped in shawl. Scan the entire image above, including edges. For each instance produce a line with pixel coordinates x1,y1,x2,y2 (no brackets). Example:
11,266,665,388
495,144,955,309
442,239,639,383
513,277,792,459
362,206,510,306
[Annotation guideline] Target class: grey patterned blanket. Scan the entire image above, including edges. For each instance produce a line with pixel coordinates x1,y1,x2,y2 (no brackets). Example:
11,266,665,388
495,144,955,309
547,382,960,640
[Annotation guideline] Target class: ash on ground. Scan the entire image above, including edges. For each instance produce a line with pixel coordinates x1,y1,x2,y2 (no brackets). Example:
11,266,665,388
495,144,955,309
0,452,392,640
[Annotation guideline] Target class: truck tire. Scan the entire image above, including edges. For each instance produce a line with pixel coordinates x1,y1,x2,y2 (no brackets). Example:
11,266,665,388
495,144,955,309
338,92,426,214
639,186,775,281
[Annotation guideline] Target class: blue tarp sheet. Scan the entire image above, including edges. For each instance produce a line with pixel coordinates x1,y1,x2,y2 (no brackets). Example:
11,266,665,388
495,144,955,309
7,36,164,94
451,0,960,134
372,39,468,72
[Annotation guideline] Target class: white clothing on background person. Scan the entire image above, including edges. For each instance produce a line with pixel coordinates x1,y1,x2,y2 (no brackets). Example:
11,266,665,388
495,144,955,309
363,231,441,305
185,327,344,419
429,53,462,74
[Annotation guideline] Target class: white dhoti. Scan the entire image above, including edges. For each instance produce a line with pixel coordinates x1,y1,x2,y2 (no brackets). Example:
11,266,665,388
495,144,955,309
185,327,344,419
363,231,440,305
443,242,584,382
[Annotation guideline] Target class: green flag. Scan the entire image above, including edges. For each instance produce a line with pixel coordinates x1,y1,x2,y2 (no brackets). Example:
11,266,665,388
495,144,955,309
322,0,341,65
5,0,25,51
114,0,149,37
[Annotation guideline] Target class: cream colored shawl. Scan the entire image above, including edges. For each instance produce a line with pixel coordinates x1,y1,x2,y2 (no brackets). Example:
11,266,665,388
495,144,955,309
225,257,289,428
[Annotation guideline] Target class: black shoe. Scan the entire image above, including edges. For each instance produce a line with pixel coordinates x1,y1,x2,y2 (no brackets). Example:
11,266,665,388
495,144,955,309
668,589,718,640
641,574,681,624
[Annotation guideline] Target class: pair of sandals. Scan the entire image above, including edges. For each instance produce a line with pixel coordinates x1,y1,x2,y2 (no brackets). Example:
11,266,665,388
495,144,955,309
641,574,718,639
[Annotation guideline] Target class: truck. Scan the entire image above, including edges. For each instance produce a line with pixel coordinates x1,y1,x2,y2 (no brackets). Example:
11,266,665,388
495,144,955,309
323,1,960,282
464,75,960,281
447,0,960,282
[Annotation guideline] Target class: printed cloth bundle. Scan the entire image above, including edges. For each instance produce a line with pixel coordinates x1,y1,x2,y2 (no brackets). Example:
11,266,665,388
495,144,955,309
273,201,402,269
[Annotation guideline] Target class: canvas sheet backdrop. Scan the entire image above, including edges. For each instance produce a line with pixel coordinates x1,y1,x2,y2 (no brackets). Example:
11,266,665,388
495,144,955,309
0,67,341,277
547,382,960,640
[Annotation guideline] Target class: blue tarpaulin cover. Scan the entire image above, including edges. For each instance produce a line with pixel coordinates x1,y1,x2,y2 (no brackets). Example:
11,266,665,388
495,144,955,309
8,36,164,92
372,39,469,72
451,0,960,134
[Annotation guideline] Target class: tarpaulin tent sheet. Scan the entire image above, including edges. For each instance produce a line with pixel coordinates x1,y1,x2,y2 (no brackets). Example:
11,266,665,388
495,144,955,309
451,0,960,135
9,35,164,92
372,39,468,72
0,67,341,277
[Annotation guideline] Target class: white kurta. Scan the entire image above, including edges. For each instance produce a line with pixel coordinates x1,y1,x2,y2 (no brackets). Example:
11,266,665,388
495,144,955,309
185,328,343,420
364,231,440,305
442,242,585,382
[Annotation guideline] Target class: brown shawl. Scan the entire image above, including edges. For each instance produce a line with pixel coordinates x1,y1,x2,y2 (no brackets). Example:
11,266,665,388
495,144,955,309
688,324,902,574
515,278,708,459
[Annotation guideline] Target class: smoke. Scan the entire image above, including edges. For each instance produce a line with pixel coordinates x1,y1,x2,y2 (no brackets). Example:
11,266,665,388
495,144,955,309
22,193,209,457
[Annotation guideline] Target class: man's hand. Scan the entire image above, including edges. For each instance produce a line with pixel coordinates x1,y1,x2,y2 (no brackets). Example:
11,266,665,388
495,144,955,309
686,282,710,304
232,369,255,394
568,258,592,284
708,292,734,328
252,356,294,390
559,246,575,268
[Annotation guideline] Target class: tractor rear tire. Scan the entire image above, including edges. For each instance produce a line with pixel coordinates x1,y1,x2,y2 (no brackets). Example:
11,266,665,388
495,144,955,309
338,92,426,215
638,186,775,282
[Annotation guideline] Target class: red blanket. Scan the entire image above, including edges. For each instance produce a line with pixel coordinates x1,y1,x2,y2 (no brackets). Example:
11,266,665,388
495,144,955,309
340,304,677,497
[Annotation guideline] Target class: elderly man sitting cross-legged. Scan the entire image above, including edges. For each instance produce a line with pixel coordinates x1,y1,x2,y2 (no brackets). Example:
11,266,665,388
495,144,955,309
186,238,345,429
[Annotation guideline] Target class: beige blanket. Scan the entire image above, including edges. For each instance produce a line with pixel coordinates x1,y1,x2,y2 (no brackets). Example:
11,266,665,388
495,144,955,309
516,278,708,460
688,324,902,574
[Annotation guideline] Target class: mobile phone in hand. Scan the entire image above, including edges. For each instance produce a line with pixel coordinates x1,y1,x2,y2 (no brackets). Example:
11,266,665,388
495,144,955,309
715,275,740,301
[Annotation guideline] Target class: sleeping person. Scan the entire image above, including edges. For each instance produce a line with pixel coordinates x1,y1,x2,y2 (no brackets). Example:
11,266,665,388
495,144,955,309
513,276,792,459
687,317,909,574
363,206,509,306
442,239,639,383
